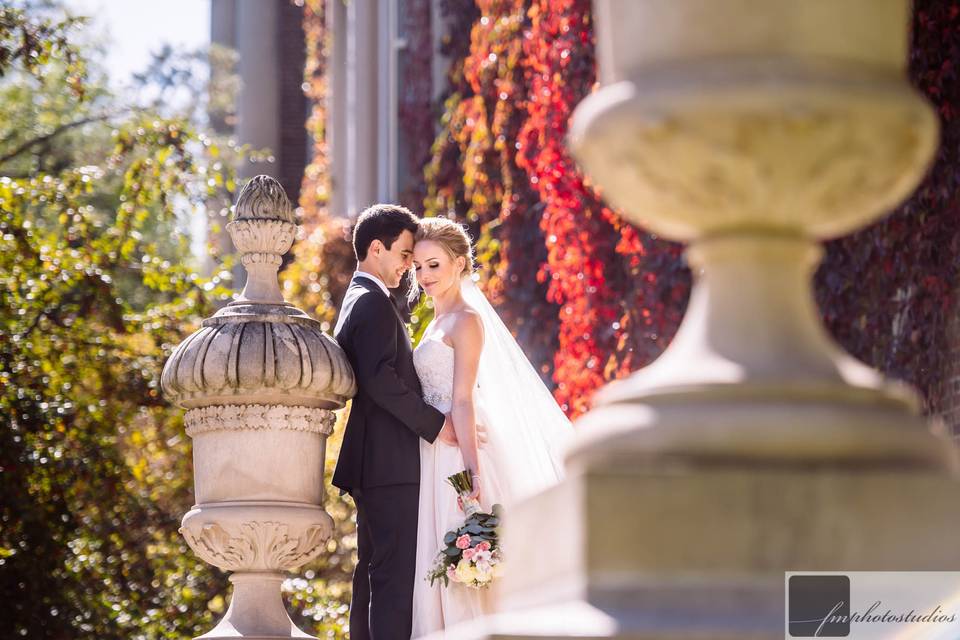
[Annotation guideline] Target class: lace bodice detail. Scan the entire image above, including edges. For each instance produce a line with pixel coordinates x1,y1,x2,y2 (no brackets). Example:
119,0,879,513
413,333,456,413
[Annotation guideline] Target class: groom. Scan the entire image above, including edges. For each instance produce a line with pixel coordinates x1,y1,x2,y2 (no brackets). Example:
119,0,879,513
333,204,457,640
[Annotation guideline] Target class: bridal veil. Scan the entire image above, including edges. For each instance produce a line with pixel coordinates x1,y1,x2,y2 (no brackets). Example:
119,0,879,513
459,276,572,502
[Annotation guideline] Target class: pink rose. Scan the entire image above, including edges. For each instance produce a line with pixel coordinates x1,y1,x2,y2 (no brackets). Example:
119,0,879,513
455,534,471,550
463,547,476,561
476,541,491,552
446,565,457,579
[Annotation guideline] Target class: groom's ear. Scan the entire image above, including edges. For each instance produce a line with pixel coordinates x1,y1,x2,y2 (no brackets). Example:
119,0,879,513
369,239,382,256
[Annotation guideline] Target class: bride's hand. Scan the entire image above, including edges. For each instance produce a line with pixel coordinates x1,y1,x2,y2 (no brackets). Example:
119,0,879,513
468,474,482,504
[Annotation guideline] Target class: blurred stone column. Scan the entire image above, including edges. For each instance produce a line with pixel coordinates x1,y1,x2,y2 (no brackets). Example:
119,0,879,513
438,1,960,638
162,176,355,640
207,1,306,287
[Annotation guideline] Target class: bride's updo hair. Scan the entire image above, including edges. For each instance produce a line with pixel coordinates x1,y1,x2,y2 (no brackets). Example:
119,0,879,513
415,217,475,276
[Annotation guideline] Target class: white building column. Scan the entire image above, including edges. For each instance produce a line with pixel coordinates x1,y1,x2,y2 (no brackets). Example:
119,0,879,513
326,0,411,217
344,0,379,215
326,0,348,219
235,0,279,182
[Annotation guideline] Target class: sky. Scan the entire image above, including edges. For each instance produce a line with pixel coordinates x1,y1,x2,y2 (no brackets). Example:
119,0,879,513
62,0,214,260
64,0,211,88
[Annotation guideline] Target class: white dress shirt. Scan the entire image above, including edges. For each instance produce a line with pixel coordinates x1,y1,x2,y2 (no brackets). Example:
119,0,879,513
353,269,391,297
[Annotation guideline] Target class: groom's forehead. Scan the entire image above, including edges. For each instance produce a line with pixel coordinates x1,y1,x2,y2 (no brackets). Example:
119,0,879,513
394,230,415,251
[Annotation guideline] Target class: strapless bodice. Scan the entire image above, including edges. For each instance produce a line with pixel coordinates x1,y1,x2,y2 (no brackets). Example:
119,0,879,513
413,332,456,413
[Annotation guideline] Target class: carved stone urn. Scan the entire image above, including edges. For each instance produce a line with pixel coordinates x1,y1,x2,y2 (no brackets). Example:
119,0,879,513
435,2,960,639
567,0,953,466
161,175,356,640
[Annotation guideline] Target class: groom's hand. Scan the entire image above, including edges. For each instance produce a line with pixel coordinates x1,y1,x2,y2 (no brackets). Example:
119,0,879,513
475,422,488,446
437,415,489,446
438,415,458,446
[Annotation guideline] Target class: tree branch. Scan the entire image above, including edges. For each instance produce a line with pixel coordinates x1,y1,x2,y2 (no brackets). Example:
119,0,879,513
0,111,119,167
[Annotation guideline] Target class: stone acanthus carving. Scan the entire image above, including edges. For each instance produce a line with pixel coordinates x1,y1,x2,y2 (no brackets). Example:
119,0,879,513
160,176,355,411
180,520,328,572
160,304,355,409
183,404,337,437
229,218,296,260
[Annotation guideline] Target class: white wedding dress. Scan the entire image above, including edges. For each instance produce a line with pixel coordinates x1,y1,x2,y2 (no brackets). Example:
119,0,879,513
410,326,508,636
409,278,573,638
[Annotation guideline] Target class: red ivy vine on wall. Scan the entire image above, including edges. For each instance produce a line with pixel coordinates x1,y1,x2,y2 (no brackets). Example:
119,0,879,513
517,0,624,416
517,0,688,416
298,0,960,433
425,0,559,383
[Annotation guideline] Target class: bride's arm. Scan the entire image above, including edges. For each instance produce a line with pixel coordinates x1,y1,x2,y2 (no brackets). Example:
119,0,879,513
449,310,485,484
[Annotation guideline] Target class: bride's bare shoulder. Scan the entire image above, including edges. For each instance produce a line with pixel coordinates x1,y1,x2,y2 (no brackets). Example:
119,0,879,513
449,306,484,347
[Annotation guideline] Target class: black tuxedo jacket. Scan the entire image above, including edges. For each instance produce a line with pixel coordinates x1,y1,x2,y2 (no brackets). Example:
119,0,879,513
332,277,445,492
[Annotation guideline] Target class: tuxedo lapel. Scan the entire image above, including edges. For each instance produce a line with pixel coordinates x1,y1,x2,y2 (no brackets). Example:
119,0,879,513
385,291,407,328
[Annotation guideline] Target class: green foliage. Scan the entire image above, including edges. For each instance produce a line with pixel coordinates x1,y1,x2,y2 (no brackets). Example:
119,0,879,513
0,4,87,96
0,4,360,638
0,6,241,638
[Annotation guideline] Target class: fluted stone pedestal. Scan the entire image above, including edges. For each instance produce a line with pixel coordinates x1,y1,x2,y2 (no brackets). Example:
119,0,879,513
202,573,313,640
486,466,960,639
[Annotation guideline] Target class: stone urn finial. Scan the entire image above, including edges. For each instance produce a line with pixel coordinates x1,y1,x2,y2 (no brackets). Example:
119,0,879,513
161,175,356,640
234,174,295,222
228,174,295,304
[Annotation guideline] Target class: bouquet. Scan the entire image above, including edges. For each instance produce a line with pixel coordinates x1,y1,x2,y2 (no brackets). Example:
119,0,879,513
426,470,503,589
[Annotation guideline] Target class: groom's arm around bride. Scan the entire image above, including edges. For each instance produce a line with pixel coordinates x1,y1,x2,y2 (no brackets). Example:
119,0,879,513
337,287,447,477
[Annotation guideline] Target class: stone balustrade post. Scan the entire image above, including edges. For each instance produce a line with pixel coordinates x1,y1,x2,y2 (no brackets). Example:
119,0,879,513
436,2,960,639
161,175,355,640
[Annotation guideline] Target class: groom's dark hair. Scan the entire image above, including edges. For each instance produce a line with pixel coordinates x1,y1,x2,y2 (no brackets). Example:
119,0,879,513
352,204,421,261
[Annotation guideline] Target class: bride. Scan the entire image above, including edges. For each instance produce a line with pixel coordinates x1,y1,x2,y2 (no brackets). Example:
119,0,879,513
409,217,572,636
